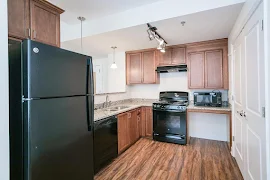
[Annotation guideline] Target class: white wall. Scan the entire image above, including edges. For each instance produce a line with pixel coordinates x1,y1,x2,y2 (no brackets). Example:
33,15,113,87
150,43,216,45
0,0,9,179
107,52,126,93
129,72,229,101
188,113,228,141
93,52,126,94
94,91,130,104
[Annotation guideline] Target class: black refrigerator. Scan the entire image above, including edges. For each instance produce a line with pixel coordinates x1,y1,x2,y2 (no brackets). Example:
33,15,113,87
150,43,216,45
9,39,94,180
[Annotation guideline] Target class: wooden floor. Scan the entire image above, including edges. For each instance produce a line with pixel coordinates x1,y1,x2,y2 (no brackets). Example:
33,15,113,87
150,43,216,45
95,138,243,180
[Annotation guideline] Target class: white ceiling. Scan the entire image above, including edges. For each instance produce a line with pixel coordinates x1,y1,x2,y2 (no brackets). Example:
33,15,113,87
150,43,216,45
49,0,164,24
61,3,243,59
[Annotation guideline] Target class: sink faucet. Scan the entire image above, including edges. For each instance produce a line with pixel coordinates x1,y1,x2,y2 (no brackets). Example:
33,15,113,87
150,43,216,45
103,95,111,108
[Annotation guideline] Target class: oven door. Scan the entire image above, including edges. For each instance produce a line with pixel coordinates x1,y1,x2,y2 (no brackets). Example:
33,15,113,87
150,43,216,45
153,109,186,136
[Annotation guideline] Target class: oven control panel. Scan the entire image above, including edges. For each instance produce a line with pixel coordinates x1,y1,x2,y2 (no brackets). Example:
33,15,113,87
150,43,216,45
153,104,187,112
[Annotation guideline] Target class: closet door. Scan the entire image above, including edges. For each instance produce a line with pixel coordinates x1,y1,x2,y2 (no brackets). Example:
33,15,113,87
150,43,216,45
242,4,266,180
233,3,266,180
233,33,246,176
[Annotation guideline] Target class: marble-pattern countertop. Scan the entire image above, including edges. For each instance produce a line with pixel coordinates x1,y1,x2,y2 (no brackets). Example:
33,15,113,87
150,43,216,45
94,99,231,121
187,103,231,112
94,100,154,121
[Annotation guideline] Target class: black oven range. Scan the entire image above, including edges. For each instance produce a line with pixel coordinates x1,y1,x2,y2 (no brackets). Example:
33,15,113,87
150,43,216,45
153,91,189,145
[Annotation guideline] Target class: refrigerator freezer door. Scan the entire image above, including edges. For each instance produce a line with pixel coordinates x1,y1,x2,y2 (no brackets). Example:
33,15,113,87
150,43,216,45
22,40,93,98
23,96,94,180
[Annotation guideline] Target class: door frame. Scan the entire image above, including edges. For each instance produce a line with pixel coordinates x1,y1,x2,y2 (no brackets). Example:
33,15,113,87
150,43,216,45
264,0,270,179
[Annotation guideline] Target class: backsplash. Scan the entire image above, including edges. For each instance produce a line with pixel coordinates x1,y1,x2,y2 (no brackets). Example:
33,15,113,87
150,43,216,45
94,98,158,109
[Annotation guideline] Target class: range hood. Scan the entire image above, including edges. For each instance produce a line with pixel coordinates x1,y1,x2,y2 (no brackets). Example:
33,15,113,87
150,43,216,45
156,64,187,73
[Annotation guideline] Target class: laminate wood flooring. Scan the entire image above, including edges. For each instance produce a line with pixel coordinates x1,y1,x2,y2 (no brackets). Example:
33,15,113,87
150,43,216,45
94,138,243,180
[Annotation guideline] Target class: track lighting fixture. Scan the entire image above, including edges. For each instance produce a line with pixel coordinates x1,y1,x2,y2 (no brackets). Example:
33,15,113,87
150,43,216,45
146,23,167,53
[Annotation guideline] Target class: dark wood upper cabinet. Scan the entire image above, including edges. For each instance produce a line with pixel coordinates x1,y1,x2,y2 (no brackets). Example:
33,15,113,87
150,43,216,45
142,51,157,83
188,52,205,89
8,0,64,47
205,50,223,88
31,0,62,47
171,47,186,64
156,46,186,66
8,0,30,39
126,50,159,85
126,53,142,84
187,39,228,89
157,48,172,65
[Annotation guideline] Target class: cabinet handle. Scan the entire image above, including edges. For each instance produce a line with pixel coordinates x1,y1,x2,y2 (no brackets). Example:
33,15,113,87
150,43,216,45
26,28,31,38
33,30,37,39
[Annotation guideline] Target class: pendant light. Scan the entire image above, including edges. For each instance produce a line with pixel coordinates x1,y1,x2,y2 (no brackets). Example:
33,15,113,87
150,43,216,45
111,46,117,69
77,16,86,54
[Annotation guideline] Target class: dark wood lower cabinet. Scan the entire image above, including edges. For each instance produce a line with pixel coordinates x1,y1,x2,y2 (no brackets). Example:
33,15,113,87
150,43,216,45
117,107,153,154
145,107,153,137
117,113,130,154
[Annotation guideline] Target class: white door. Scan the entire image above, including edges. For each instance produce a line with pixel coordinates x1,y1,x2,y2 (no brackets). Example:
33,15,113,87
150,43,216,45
233,3,266,180
94,65,103,94
243,3,266,180
233,31,246,175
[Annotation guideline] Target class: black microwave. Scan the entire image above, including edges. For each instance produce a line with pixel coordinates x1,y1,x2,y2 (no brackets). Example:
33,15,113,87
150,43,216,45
193,92,222,107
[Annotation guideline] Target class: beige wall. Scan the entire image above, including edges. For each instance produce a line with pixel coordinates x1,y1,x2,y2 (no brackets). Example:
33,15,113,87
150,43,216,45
0,0,9,179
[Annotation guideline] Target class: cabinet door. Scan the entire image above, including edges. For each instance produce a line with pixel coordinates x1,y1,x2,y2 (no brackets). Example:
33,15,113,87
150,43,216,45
126,53,142,84
205,50,223,88
142,51,156,83
188,52,205,89
30,0,61,47
8,0,30,39
171,47,186,64
117,113,130,154
141,107,146,137
157,49,172,66
137,108,142,137
145,107,153,137
129,109,139,144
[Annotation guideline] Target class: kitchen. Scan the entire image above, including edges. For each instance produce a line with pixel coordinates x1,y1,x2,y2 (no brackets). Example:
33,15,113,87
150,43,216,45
5,0,270,180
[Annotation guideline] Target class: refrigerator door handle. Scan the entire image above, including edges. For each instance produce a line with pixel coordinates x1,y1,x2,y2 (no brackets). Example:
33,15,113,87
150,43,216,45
86,58,94,131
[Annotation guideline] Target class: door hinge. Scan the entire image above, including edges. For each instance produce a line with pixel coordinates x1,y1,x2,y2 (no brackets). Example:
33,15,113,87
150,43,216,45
232,95,234,101
261,20,264,31
233,136,235,141
262,107,265,118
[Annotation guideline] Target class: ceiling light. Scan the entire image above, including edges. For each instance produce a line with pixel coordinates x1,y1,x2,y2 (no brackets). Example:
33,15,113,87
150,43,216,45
77,16,86,54
110,46,117,69
147,29,155,40
160,48,166,53
157,38,165,50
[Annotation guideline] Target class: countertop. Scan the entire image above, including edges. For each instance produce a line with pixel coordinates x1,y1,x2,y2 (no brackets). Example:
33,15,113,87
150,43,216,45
94,101,154,121
187,103,231,112
94,100,231,122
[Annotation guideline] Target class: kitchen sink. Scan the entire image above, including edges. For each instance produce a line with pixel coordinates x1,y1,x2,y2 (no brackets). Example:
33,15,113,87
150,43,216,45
105,106,130,111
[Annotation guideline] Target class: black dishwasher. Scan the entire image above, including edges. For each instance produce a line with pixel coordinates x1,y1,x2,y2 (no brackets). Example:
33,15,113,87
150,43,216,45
94,116,118,174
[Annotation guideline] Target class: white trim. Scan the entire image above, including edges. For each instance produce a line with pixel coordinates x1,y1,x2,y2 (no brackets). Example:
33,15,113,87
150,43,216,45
229,0,262,44
0,0,9,180
264,0,270,179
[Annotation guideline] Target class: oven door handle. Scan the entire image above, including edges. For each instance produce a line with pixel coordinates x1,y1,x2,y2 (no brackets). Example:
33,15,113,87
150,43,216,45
153,109,186,113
